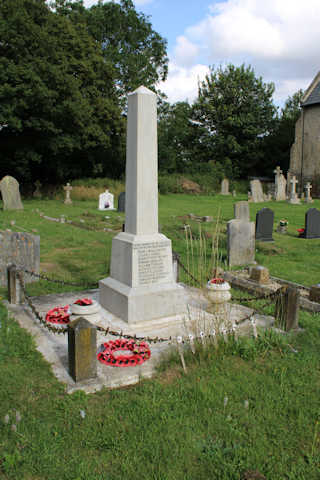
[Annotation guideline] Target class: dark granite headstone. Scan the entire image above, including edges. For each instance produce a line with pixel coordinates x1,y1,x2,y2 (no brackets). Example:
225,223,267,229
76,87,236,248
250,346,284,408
0,176,23,210
0,231,40,286
255,207,274,242
118,191,125,212
303,208,320,239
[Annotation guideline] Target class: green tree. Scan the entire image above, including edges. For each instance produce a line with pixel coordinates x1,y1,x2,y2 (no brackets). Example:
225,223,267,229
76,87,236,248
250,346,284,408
54,0,168,100
193,64,277,177
0,0,124,185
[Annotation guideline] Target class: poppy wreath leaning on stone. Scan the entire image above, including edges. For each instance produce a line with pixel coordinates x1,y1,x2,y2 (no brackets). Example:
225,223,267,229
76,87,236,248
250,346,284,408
97,339,151,367
45,298,93,324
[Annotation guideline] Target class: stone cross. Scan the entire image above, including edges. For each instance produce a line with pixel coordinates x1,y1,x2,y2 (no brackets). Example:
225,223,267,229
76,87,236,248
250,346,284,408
64,183,73,205
289,176,300,204
273,166,282,177
305,182,313,203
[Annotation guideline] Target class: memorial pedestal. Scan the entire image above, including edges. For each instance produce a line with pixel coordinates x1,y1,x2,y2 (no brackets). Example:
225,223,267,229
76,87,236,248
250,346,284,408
99,232,186,324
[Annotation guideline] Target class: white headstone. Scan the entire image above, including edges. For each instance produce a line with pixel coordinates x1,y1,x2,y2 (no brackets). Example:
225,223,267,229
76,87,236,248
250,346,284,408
289,175,300,204
305,182,313,203
275,174,287,201
98,189,115,210
99,86,185,324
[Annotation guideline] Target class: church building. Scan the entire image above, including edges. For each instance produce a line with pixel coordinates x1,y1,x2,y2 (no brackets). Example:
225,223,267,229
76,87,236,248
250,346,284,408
289,71,320,194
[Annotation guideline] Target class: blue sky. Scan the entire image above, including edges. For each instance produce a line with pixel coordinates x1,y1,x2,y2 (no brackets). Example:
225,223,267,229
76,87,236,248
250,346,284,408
83,0,320,107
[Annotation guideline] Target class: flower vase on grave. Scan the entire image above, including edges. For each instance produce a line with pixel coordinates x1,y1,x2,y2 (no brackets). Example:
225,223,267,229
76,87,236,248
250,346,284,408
206,278,232,331
70,298,101,325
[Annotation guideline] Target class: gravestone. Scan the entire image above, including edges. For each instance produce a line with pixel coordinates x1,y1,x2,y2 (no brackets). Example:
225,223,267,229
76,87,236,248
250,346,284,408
273,167,287,201
0,231,40,286
0,176,23,210
221,178,230,195
227,219,255,267
250,179,264,203
250,265,270,284
305,182,313,203
117,191,125,212
99,86,185,324
64,183,73,205
98,189,115,210
255,208,274,242
234,201,250,221
288,176,300,204
302,208,320,239
33,180,42,199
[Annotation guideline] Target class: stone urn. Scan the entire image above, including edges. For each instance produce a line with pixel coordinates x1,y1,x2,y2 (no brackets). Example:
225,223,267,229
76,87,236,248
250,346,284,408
206,279,231,304
70,299,101,325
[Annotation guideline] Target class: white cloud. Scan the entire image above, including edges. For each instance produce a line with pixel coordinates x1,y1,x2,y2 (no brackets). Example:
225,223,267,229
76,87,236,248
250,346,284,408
168,0,320,104
159,62,210,104
174,36,200,68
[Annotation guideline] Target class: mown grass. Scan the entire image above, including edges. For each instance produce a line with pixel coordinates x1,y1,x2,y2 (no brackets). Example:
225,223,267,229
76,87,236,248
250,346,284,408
0,194,320,298
1,303,320,479
1,194,320,478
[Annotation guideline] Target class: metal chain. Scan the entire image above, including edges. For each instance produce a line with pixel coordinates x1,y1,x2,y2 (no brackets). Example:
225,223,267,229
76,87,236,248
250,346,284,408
176,258,202,286
15,265,98,289
17,272,68,335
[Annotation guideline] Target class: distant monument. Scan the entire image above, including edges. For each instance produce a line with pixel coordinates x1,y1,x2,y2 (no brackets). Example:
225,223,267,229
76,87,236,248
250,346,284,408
273,166,287,201
221,178,230,195
289,71,320,195
99,86,185,324
63,183,73,205
0,175,23,210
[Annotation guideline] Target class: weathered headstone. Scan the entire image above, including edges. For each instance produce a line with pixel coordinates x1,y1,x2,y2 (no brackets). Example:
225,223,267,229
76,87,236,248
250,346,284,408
0,231,40,286
99,86,185,324
250,179,264,203
221,178,230,195
64,183,73,205
305,182,313,203
288,176,300,204
33,180,42,199
98,189,115,210
227,219,255,267
117,191,125,212
234,201,250,221
255,207,274,242
301,208,320,239
273,167,287,201
275,287,300,331
0,176,23,210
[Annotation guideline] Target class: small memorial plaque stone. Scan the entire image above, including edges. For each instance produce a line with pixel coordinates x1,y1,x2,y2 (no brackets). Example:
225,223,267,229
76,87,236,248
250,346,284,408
255,208,274,242
302,208,320,239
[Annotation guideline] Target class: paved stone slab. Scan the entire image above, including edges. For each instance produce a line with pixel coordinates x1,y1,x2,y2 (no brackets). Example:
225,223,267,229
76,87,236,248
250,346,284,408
6,286,274,393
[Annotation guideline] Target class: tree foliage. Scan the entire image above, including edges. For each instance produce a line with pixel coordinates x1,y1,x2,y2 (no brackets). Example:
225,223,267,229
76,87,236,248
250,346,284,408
54,0,168,100
193,64,277,177
0,0,125,185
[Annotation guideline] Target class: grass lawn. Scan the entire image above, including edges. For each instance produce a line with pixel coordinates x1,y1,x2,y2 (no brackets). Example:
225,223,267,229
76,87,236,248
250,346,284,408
1,194,320,479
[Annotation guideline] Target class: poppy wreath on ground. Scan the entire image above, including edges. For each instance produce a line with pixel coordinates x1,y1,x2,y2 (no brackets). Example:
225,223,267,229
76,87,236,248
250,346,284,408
45,305,70,324
97,339,151,367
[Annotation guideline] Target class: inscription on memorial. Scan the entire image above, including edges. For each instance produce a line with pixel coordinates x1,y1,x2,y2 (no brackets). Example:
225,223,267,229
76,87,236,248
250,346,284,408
133,242,170,285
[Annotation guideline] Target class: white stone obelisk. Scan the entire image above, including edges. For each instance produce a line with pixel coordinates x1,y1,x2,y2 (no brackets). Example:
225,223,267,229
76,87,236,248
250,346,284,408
99,86,185,324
